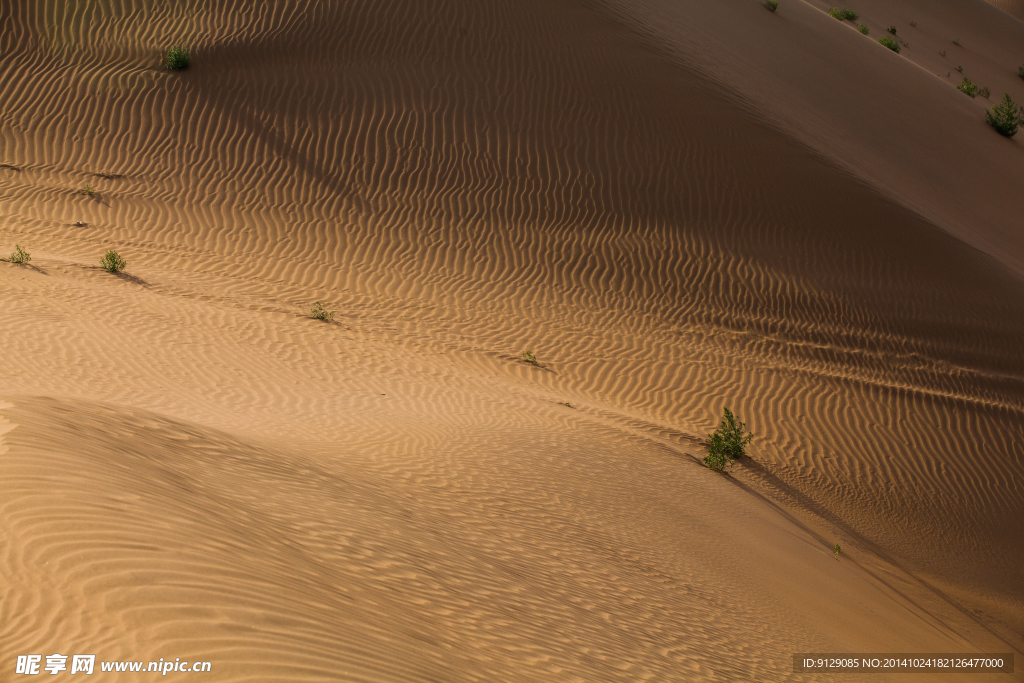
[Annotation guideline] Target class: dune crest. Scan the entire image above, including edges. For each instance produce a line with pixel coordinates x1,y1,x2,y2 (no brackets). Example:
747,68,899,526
984,0,1024,21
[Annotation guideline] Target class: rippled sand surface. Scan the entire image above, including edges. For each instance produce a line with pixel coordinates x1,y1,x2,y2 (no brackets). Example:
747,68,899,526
2,0,1022,680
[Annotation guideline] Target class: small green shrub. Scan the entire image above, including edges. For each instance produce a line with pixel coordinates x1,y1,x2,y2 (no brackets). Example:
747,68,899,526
1018,66,1024,80
764,0,778,11
310,301,334,322
703,437,733,473
878,35,900,53
521,350,539,365
703,408,754,473
985,93,1023,138
953,38,961,46
978,86,990,98
9,245,31,264
956,65,963,73
828,7,858,20
164,46,190,70
957,77,977,97
857,23,869,35
833,543,842,557
80,184,94,196
100,250,126,273
887,25,897,34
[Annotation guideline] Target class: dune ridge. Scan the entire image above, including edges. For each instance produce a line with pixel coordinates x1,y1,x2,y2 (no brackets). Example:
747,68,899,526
985,0,1024,21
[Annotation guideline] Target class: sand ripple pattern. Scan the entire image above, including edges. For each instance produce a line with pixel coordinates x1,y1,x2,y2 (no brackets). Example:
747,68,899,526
2,0,1023,677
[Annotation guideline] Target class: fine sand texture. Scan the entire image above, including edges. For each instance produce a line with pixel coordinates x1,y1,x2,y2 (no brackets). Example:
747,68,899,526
985,0,1024,22
2,0,1023,681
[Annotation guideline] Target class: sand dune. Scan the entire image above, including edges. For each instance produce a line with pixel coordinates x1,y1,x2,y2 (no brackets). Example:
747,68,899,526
2,0,1022,680
0,396,1014,681
602,0,1024,272
985,0,1024,22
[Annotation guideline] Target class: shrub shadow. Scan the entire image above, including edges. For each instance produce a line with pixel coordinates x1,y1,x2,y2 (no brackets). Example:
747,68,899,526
112,271,149,286
724,456,1021,655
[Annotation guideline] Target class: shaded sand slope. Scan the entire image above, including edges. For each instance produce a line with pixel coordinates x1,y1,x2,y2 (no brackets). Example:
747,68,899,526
1,0,1023,679
600,0,1024,273
0,396,1013,681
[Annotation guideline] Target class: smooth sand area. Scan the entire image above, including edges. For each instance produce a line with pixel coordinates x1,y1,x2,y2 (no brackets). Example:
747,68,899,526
2,0,1022,680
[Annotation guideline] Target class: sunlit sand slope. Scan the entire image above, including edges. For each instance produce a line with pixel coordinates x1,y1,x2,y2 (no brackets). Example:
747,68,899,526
1,0,1022,679
0,397,1015,682
984,0,1024,22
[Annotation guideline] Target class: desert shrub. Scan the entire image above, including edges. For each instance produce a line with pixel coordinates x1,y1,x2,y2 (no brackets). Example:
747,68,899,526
985,93,1023,137
957,77,977,97
978,86,990,98
878,35,900,53
833,544,842,556
858,23,869,35
765,0,778,11
164,46,190,70
9,245,31,264
828,7,858,20
887,25,897,34
953,38,961,46
703,436,733,472
715,408,754,458
910,20,917,27
310,301,334,322
521,350,539,365
703,408,754,472
956,65,964,73
1018,66,1024,80
100,250,126,273
80,184,94,196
